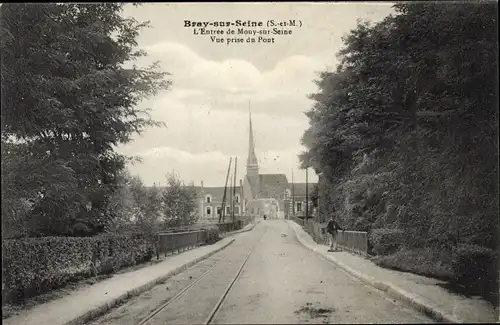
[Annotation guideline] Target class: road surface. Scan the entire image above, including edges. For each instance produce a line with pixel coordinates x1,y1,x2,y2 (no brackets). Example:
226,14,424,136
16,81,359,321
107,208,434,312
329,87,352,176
90,220,434,324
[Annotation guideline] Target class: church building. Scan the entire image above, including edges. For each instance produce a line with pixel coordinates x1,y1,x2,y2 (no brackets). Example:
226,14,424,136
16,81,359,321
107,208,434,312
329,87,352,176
196,110,316,222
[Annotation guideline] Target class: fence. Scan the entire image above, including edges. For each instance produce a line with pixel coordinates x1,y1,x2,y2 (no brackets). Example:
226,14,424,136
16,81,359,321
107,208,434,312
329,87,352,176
158,223,218,234
160,218,251,234
242,216,254,227
291,217,369,256
336,231,369,256
217,220,242,233
156,230,207,259
156,219,251,259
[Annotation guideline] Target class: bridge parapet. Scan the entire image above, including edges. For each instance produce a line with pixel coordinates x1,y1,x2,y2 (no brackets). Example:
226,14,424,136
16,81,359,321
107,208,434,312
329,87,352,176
291,218,369,256
336,231,369,256
157,230,208,258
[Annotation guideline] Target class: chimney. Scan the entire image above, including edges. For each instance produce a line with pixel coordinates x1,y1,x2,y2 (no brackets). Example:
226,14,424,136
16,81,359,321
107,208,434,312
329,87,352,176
239,179,242,187
201,180,204,188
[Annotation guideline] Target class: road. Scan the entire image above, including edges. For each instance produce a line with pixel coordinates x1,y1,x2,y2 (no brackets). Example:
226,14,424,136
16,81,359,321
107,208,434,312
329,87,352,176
89,220,434,324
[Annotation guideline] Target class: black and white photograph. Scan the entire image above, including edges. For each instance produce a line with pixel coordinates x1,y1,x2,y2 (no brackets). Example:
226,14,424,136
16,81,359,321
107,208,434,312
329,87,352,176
1,2,498,324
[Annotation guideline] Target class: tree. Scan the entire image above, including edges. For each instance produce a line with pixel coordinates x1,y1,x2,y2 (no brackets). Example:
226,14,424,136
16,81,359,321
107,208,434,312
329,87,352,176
300,3,498,249
161,173,199,228
1,4,170,236
1,141,79,238
106,170,162,235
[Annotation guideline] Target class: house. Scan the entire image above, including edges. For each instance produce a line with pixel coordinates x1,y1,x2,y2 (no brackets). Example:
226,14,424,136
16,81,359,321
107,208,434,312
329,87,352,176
286,182,317,218
194,184,243,223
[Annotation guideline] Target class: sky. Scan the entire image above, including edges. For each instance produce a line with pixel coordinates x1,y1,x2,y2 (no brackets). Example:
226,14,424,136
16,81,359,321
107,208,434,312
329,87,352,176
118,2,395,187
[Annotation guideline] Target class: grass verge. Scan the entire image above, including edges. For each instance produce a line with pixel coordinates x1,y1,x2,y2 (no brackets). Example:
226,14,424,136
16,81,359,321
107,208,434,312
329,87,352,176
370,248,454,281
371,247,499,306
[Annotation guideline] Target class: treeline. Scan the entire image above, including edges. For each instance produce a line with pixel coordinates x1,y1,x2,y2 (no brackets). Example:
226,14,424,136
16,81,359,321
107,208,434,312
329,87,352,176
300,3,498,301
2,170,200,305
107,171,200,235
0,4,200,239
1,4,203,305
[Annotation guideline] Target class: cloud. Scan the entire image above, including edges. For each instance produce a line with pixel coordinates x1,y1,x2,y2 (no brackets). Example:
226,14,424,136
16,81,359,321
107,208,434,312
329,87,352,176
138,147,228,164
141,42,325,115
121,43,324,186
119,95,309,157
117,3,394,186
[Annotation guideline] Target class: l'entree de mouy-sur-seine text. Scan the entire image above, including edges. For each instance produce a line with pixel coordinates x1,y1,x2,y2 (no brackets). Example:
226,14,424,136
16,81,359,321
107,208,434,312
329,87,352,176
184,19,302,45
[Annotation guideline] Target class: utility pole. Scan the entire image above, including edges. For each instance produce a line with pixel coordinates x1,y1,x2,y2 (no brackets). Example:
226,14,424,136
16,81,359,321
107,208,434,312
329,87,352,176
305,168,309,222
232,157,238,223
291,169,295,218
220,158,232,223
229,177,233,223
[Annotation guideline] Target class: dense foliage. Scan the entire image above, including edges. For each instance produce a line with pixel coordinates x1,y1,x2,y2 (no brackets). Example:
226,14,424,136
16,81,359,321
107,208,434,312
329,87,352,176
106,171,200,232
1,3,170,237
2,169,204,305
161,173,199,228
300,3,498,300
2,233,155,303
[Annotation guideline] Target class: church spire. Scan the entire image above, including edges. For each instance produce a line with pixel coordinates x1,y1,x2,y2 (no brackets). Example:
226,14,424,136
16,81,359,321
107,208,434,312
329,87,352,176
246,102,259,177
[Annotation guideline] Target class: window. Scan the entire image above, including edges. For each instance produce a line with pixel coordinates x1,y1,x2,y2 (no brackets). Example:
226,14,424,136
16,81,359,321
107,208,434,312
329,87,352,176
206,206,211,215
235,195,240,203
226,206,231,215
206,195,211,203
217,207,222,216
235,206,240,215
296,202,302,212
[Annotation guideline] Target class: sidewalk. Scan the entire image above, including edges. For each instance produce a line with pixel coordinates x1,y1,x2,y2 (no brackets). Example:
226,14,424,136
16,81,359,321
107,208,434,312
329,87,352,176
287,220,497,323
3,236,236,325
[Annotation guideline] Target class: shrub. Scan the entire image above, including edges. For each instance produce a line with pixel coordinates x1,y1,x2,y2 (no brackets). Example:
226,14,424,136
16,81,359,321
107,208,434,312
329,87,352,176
372,248,454,280
205,228,220,244
452,244,498,299
2,233,155,303
369,228,404,256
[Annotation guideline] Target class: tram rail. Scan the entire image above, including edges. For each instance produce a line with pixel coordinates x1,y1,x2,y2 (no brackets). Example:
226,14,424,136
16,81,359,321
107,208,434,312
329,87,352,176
135,228,267,325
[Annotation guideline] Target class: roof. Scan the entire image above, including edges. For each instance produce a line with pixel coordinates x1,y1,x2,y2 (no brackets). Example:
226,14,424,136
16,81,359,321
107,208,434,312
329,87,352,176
193,186,242,200
290,182,316,197
257,174,289,198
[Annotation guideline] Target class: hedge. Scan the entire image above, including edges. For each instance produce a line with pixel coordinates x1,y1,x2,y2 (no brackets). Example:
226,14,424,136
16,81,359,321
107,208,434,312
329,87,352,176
205,228,220,244
371,243,498,304
452,244,498,300
368,228,405,256
2,233,155,303
372,248,454,280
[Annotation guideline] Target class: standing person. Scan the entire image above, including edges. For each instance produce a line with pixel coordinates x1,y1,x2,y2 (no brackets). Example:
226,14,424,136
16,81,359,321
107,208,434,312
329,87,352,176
326,215,343,252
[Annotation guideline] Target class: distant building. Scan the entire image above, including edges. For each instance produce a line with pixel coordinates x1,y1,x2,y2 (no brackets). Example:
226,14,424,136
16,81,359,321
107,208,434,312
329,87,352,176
194,184,243,223
286,182,317,218
195,110,317,223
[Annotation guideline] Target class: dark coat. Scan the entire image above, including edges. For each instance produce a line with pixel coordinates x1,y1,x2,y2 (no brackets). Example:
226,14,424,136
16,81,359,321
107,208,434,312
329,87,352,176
326,219,343,234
